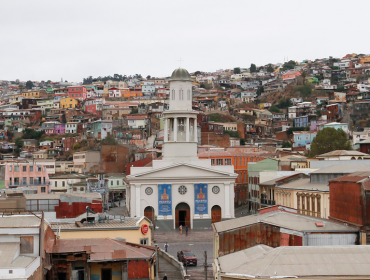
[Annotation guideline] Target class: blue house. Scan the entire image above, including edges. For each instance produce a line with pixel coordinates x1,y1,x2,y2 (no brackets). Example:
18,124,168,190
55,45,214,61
292,131,317,148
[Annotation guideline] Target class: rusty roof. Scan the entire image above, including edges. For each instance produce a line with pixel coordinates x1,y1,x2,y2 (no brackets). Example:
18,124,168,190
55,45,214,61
329,171,370,184
49,238,154,261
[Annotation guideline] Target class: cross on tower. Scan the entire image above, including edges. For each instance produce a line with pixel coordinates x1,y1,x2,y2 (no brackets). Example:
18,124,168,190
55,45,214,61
178,57,184,67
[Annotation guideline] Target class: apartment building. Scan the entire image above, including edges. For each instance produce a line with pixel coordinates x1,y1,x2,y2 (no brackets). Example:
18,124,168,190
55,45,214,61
73,151,101,173
5,163,51,194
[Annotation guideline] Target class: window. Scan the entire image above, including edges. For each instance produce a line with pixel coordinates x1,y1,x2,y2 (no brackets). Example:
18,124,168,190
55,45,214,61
9,178,12,185
14,177,19,185
23,177,27,185
29,177,33,185
9,166,12,172
41,187,46,193
62,181,65,187
211,159,215,165
20,236,34,254
140,238,149,245
111,181,113,186
55,181,57,187
23,166,27,172
187,89,190,100
14,166,19,172
117,180,119,185
73,187,77,192
171,89,175,100
37,166,41,172
216,159,223,165
225,159,232,165
80,187,84,191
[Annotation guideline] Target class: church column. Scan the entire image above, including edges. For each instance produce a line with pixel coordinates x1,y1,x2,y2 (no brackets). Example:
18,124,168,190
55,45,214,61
136,184,141,217
174,117,178,142
164,118,168,142
225,183,231,218
193,117,197,142
186,117,190,142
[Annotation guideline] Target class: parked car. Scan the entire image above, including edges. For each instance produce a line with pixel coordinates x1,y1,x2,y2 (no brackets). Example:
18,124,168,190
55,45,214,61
177,250,197,266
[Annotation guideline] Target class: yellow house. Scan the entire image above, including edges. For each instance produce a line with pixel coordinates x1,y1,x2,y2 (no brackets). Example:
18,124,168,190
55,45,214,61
50,216,153,245
274,178,330,219
60,97,79,109
360,56,370,64
22,89,44,98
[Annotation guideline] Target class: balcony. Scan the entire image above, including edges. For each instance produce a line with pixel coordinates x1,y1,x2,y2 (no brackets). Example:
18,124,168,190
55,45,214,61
8,182,51,188
260,199,276,206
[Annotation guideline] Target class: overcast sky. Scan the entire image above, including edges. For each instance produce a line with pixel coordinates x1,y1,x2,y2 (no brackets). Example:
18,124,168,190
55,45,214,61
0,0,369,83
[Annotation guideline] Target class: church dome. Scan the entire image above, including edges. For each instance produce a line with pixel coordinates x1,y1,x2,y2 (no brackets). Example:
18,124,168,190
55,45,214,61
169,68,193,82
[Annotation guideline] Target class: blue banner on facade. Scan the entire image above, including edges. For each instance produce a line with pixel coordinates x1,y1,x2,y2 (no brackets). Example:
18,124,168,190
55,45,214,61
194,183,208,214
158,184,172,215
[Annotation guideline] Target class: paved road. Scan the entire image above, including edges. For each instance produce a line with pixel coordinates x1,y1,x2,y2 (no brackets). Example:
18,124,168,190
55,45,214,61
158,241,213,271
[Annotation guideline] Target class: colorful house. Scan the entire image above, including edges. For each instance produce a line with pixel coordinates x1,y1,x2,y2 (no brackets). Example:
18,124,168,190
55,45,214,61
292,131,317,148
60,97,79,109
68,86,87,101
55,123,65,134
283,70,301,80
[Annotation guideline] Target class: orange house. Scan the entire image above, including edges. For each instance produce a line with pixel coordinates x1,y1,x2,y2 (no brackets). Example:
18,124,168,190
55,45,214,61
121,88,143,98
198,150,270,207
282,70,301,80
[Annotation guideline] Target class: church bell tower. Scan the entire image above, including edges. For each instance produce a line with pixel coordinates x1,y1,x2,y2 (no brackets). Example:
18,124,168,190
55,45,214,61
162,68,198,160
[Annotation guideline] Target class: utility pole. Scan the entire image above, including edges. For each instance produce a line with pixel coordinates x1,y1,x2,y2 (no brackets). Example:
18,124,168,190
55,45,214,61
204,251,207,280
155,244,159,280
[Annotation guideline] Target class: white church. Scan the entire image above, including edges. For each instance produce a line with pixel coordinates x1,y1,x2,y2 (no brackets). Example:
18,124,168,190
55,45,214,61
126,68,237,229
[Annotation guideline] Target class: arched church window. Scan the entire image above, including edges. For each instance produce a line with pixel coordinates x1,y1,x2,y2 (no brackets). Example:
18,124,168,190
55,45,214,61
172,90,175,100
179,89,184,100
187,90,190,100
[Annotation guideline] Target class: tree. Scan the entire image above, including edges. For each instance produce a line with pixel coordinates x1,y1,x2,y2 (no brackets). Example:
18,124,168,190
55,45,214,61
282,141,292,148
233,67,241,74
282,60,297,71
194,71,202,76
61,113,67,124
292,84,312,97
146,75,151,80
278,98,292,109
72,143,81,150
309,127,351,157
300,70,307,84
267,64,274,73
250,63,257,73
101,135,117,145
269,105,282,113
26,80,34,89
200,83,212,90
256,86,264,96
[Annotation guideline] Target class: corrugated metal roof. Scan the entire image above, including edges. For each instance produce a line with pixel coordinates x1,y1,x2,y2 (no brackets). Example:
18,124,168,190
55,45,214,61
329,171,370,183
0,215,41,228
213,211,357,233
275,178,329,191
49,218,142,230
312,164,370,174
49,238,154,261
218,245,370,277
24,193,102,200
318,150,369,157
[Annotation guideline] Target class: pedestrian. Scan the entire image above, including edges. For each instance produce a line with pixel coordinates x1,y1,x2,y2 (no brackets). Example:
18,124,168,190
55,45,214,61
163,274,167,280
185,225,189,236
164,242,169,253
179,225,183,235
119,201,121,207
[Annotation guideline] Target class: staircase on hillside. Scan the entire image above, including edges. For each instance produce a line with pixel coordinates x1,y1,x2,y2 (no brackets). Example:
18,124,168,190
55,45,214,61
186,268,213,280
158,256,183,280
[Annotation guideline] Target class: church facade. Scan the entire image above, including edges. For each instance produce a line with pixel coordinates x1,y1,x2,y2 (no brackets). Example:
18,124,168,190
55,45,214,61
126,68,237,229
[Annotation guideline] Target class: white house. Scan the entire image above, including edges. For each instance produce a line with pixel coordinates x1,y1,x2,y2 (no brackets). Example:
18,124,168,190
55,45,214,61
0,215,43,280
108,87,121,98
127,68,237,230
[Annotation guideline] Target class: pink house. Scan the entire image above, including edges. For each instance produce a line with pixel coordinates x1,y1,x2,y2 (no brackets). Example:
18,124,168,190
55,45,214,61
55,123,65,134
5,164,51,194
283,70,301,80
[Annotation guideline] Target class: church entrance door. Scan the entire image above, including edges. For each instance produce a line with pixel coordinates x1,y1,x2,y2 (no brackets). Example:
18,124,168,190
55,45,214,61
144,206,155,227
175,203,190,228
211,205,221,223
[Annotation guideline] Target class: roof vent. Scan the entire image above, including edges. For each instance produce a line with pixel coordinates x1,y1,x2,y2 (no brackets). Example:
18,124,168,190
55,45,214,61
315,222,324,227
